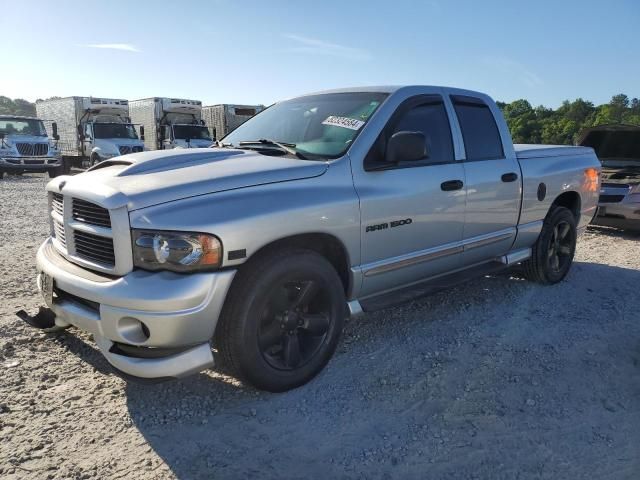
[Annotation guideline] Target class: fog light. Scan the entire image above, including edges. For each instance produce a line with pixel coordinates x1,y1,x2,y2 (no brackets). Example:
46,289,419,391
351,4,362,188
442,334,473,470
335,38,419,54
118,317,150,344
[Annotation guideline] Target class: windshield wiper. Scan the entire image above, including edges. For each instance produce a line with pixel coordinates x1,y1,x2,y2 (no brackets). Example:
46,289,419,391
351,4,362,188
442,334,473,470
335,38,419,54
238,139,306,159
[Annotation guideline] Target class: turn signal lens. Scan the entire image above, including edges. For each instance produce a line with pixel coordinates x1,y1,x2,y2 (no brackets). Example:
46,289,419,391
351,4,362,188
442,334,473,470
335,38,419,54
132,230,222,272
584,167,600,193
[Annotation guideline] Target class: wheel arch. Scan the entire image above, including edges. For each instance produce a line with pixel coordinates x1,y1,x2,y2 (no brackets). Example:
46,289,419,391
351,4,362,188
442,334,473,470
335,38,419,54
548,190,581,221
238,233,352,297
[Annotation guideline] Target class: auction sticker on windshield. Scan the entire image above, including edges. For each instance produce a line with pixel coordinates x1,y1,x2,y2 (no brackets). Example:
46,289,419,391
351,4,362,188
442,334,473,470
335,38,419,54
322,116,365,130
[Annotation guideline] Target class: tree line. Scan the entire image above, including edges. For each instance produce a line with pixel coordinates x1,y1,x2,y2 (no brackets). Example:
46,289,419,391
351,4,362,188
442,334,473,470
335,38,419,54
2,93,639,145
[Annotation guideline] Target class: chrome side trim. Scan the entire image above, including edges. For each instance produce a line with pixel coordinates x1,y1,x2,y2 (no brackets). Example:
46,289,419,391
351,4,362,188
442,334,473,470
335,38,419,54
462,228,515,251
363,244,464,277
362,228,516,278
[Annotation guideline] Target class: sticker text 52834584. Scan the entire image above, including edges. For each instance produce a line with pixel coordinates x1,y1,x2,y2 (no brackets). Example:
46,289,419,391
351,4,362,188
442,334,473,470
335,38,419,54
322,116,365,131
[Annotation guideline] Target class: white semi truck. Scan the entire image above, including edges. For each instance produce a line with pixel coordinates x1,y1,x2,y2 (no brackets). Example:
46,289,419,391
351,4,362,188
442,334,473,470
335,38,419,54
201,104,264,141
0,115,63,179
129,98,212,150
36,97,145,171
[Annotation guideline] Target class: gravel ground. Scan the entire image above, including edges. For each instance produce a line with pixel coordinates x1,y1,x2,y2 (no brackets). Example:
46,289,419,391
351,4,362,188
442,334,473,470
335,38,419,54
1,173,639,480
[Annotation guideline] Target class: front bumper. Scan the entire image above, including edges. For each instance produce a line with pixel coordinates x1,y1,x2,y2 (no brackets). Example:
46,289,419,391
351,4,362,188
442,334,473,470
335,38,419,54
36,238,236,379
592,200,640,230
1,156,61,172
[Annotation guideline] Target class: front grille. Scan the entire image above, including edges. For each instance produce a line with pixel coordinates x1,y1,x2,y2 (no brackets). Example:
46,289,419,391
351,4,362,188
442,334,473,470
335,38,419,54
74,231,115,266
118,145,143,155
599,194,625,203
16,143,48,156
51,193,64,216
72,199,111,228
53,220,66,248
601,182,629,189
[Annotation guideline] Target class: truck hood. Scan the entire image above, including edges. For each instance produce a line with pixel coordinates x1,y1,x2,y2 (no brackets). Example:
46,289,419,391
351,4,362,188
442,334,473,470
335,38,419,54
578,125,640,185
52,148,328,210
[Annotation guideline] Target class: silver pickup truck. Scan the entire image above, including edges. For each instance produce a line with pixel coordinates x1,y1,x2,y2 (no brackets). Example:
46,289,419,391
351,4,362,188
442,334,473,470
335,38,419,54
26,86,600,392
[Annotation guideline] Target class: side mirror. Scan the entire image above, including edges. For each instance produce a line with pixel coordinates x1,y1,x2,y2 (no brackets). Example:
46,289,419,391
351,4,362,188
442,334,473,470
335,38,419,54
139,125,145,141
385,131,427,164
52,122,60,141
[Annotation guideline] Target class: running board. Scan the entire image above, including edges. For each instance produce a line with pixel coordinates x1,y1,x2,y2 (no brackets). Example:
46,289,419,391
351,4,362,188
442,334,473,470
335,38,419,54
360,260,510,312
499,248,531,265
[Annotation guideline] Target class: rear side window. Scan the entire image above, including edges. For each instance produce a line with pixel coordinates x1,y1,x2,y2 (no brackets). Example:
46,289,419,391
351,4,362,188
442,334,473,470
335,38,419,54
392,102,454,164
452,95,504,160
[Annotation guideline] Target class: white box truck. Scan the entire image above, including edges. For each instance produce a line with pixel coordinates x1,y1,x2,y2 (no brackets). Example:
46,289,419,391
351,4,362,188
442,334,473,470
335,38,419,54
201,104,264,141
36,97,145,170
129,98,212,150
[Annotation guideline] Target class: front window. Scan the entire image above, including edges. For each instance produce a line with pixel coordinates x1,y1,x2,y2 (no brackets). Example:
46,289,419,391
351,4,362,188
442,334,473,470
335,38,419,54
0,118,47,136
93,123,139,140
223,92,388,159
173,125,212,141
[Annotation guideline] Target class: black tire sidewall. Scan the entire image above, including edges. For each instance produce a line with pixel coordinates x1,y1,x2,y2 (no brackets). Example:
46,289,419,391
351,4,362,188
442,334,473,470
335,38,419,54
223,251,345,392
537,207,577,283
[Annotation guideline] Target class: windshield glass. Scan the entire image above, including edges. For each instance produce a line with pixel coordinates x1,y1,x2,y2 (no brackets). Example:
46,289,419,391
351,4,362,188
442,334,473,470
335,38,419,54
173,125,212,141
223,92,388,159
93,123,138,140
0,118,47,136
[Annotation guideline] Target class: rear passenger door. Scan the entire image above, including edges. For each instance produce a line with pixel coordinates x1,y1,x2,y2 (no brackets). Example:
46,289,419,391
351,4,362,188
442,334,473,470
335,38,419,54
353,95,467,298
450,95,521,263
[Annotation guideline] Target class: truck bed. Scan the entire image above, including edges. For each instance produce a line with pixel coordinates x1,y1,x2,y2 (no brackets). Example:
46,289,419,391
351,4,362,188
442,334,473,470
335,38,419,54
514,144,594,159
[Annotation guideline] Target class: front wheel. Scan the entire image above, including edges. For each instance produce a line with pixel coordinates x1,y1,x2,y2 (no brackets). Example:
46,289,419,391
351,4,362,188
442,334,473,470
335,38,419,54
215,249,346,392
522,206,577,284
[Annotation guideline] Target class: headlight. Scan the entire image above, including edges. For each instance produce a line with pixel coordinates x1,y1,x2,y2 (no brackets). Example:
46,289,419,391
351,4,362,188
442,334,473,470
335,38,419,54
132,230,222,272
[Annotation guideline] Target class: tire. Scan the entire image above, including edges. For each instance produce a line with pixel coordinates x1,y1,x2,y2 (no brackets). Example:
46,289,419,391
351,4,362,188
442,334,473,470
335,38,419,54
215,249,346,392
90,154,100,168
522,206,577,284
48,167,62,178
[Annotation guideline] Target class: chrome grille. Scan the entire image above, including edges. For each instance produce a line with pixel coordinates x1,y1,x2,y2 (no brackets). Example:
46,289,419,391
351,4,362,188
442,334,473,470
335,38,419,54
118,145,143,155
53,219,66,247
72,198,111,228
74,231,115,266
16,143,48,156
51,193,64,216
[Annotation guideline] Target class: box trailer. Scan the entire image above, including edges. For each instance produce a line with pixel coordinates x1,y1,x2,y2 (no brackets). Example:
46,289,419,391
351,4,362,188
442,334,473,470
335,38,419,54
201,104,264,141
129,98,212,150
36,97,144,170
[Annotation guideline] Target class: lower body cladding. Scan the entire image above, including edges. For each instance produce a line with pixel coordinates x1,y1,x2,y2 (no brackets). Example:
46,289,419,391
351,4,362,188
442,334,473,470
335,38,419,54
35,238,236,380
592,201,640,231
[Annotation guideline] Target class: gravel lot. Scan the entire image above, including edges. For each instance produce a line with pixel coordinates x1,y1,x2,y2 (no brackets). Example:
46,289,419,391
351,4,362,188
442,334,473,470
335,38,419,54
1,173,639,480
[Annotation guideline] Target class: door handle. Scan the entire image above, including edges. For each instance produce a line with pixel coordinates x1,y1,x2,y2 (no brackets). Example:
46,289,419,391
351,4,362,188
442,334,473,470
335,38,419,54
440,180,464,191
501,172,518,182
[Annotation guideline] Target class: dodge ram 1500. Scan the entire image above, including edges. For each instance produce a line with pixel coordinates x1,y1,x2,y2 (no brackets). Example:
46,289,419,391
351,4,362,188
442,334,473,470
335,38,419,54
24,86,601,391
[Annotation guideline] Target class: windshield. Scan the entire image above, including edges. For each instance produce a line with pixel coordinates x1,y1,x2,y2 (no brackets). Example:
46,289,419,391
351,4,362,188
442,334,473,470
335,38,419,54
173,125,212,141
93,123,138,140
0,118,47,136
223,92,388,159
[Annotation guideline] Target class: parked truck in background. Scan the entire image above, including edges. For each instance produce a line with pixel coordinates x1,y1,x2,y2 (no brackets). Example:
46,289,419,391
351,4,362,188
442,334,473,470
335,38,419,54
0,115,63,179
201,104,264,141
36,97,145,171
129,98,212,150
579,124,640,231
27,86,600,392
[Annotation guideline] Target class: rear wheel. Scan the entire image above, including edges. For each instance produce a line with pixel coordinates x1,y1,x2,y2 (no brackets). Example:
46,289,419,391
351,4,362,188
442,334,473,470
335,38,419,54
216,249,346,392
522,206,577,284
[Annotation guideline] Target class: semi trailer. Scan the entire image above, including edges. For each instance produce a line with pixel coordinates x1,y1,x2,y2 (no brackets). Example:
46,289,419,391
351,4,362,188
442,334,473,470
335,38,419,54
201,104,264,141
129,98,212,150
36,97,145,170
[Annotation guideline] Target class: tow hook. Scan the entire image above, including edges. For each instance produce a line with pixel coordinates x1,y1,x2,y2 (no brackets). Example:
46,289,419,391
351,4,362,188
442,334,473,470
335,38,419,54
15,307,64,332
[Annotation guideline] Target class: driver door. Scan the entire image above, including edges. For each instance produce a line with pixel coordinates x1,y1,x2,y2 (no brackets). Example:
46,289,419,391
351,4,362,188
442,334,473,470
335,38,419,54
352,95,467,298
